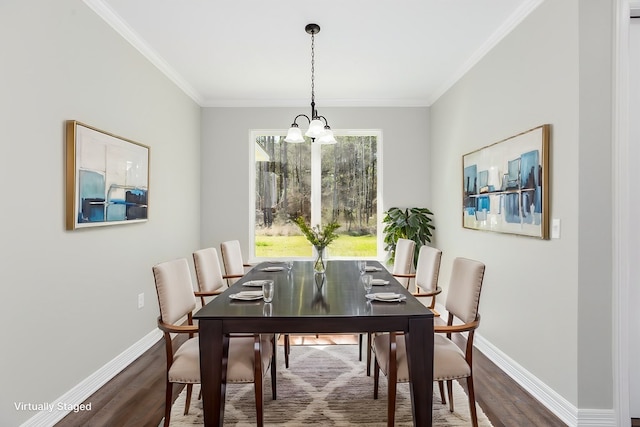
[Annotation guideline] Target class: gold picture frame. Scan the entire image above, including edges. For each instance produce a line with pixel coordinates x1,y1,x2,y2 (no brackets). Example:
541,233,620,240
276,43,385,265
462,124,550,239
66,120,150,230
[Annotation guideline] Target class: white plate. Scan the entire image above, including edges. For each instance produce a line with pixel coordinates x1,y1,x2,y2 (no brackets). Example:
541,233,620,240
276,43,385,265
366,293,406,302
230,291,263,300
243,280,269,287
371,279,389,286
261,266,284,272
365,266,382,272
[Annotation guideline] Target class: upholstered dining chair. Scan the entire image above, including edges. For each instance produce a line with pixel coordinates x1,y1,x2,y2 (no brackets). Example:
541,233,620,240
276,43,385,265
365,244,443,376
152,258,276,427
394,244,443,307
391,238,416,289
372,257,486,427
220,240,253,285
364,238,415,376
192,247,242,307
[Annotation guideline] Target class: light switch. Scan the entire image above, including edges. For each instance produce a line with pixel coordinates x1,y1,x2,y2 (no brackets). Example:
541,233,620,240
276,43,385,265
551,218,560,239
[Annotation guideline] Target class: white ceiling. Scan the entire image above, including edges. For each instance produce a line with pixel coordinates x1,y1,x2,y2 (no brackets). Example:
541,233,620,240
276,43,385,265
86,0,541,107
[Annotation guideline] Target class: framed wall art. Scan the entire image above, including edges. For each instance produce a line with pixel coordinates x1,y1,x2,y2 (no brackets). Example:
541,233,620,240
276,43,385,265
462,124,550,239
66,121,150,230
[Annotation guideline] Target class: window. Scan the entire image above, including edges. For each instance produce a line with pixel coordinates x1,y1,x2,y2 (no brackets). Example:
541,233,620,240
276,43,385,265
250,130,381,260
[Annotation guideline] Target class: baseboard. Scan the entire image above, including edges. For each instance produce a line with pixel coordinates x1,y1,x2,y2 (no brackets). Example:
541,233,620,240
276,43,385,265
474,334,617,427
20,329,162,427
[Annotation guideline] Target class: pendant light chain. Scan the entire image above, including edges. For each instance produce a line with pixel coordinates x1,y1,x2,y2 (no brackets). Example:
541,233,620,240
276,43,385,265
310,30,316,117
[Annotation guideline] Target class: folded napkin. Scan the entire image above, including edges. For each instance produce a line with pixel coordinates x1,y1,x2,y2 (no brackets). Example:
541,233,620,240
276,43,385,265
365,266,381,272
235,290,263,297
366,292,406,302
371,279,389,286
262,266,284,272
243,280,268,287
374,292,401,300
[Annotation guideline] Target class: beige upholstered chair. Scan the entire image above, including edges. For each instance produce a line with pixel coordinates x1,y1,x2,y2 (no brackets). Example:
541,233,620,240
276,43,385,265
396,244,443,306
220,240,253,285
192,247,241,306
391,238,416,288
365,238,415,376
152,258,275,427
372,257,486,427
365,244,443,376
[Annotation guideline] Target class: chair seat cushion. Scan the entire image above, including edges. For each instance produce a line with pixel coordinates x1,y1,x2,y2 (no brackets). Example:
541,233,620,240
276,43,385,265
169,337,200,384
433,334,471,380
168,335,273,385
226,335,273,383
372,333,410,383
373,333,472,383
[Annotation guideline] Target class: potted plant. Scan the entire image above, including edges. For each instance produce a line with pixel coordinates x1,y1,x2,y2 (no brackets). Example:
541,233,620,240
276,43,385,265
294,217,340,273
382,207,435,267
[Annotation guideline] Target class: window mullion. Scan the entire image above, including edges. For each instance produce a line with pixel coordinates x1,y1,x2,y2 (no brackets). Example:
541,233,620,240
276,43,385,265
310,142,322,228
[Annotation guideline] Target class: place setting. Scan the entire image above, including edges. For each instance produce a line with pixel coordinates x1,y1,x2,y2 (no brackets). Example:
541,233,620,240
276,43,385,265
231,280,274,302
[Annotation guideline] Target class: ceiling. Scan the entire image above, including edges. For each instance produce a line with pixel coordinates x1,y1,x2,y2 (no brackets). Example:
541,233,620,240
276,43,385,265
86,0,541,107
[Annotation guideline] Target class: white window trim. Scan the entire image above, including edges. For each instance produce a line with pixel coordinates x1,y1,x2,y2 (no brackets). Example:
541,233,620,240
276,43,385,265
248,129,384,262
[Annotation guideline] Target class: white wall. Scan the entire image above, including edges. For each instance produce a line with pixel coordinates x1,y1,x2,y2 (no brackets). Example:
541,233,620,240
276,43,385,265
0,1,201,425
628,16,640,420
431,0,615,414
200,107,430,258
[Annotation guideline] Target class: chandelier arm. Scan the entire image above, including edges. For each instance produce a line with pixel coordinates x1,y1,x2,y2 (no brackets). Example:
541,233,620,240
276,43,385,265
316,115,330,128
291,114,311,126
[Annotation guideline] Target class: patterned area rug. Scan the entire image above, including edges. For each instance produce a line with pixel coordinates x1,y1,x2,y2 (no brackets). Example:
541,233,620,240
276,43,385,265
168,344,493,426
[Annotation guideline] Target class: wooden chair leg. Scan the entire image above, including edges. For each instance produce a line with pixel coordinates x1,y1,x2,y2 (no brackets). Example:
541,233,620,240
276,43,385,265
184,383,193,415
373,358,380,399
366,332,372,376
358,333,363,361
467,376,479,427
447,380,454,412
163,381,172,427
438,380,446,404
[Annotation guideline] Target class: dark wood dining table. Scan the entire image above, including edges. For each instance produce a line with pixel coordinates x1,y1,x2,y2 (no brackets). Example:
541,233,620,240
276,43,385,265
193,260,434,426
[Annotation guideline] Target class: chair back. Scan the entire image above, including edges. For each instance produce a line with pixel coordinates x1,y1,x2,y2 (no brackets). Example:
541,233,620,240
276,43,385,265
444,257,485,324
220,240,245,285
414,245,442,293
193,247,226,294
152,258,197,325
393,238,415,288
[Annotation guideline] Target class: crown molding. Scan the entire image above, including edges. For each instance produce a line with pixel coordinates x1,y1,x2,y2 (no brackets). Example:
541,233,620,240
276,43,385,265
427,0,545,105
83,0,204,105
200,97,431,108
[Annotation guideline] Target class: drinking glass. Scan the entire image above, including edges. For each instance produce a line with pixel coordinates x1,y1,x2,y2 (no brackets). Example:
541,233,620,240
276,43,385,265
358,260,367,275
286,260,294,273
361,274,373,294
262,280,274,303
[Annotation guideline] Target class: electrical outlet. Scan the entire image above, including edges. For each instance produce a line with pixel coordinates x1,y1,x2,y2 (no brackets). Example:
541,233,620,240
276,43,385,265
137,293,144,309
551,218,561,239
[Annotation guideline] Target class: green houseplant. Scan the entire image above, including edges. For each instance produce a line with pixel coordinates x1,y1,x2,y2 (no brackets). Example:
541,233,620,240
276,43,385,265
294,216,340,273
382,207,435,267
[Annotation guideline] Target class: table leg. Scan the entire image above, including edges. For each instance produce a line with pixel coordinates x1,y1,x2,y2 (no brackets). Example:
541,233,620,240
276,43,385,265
199,320,228,427
406,317,434,426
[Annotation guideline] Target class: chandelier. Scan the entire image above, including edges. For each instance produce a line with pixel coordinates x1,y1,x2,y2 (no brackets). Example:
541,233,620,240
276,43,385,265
284,23,337,144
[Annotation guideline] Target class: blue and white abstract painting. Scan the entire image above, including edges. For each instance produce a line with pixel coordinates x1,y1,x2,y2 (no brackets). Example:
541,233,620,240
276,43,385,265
462,125,549,239
67,121,149,229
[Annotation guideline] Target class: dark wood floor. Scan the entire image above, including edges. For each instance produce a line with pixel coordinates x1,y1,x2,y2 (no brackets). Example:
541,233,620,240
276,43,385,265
56,333,569,427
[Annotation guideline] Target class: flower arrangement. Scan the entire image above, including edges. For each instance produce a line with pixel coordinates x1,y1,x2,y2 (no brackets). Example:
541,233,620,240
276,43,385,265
294,216,340,249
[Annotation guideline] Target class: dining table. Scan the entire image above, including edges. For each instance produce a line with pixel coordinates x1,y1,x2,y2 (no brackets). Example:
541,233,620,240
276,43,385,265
193,259,434,426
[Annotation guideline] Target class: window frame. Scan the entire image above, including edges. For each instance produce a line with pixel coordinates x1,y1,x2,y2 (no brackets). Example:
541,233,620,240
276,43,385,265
248,129,384,262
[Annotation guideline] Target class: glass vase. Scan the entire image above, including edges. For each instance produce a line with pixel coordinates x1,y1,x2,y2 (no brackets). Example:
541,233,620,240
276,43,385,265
313,246,326,274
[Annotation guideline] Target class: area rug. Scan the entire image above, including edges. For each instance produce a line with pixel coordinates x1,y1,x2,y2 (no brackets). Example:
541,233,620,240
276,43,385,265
168,344,493,426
